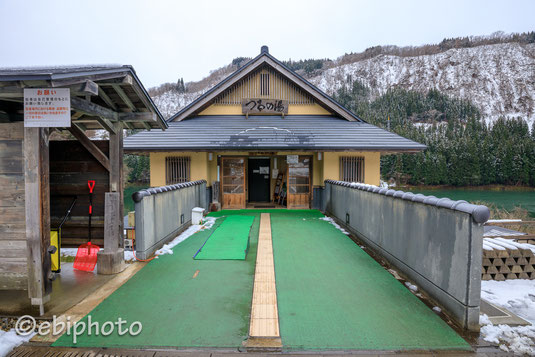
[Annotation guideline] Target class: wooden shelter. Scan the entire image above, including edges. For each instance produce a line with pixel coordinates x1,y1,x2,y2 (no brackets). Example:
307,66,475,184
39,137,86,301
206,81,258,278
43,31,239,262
0,65,166,314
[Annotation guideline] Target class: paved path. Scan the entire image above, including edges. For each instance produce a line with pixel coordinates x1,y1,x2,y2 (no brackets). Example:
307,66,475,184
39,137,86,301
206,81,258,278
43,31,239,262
249,213,280,338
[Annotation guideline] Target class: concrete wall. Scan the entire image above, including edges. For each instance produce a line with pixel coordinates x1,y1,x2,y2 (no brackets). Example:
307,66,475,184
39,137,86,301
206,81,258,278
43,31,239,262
324,180,490,331
133,180,207,260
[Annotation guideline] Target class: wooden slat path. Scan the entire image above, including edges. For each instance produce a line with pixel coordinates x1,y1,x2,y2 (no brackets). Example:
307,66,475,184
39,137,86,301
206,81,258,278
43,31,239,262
249,213,280,338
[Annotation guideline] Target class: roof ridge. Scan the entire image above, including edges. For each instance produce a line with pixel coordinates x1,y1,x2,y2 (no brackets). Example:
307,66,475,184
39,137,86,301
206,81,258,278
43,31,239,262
167,47,365,123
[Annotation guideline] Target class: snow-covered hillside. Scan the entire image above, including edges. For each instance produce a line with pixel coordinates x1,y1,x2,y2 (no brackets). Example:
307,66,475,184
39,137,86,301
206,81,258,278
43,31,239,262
151,42,535,127
310,43,535,127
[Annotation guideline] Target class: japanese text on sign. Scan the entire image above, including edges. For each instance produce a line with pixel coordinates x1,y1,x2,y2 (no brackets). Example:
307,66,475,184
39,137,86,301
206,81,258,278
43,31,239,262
24,88,71,127
242,98,289,115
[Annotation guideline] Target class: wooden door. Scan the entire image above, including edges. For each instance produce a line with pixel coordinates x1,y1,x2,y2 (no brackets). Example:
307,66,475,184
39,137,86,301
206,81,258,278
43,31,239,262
287,156,311,209
221,157,246,209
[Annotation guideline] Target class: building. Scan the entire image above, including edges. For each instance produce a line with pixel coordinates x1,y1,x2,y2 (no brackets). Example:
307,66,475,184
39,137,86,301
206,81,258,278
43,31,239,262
0,65,166,313
124,46,425,209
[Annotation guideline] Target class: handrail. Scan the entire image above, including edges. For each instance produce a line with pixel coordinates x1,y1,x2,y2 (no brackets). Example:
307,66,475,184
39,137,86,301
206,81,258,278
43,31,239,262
325,180,490,224
132,180,207,203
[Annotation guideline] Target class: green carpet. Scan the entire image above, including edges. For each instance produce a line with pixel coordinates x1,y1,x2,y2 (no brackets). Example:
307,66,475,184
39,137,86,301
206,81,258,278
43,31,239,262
194,215,254,260
53,215,259,348
52,209,469,351
270,210,470,351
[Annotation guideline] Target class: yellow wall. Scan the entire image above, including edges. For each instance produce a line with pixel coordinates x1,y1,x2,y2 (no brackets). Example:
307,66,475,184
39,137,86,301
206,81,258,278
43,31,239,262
323,152,381,186
150,151,381,188
149,152,209,187
198,103,331,116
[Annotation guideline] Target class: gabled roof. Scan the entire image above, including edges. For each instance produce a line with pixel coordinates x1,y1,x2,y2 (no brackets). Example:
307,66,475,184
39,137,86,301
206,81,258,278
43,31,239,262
168,46,363,122
0,65,167,130
124,115,427,152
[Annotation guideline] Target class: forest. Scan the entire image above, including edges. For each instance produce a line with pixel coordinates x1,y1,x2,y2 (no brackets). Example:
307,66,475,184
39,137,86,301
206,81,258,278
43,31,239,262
334,80,535,187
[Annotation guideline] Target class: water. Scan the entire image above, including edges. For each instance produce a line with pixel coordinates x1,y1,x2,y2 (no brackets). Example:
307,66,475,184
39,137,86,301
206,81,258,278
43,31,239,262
406,187,535,217
124,185,148,216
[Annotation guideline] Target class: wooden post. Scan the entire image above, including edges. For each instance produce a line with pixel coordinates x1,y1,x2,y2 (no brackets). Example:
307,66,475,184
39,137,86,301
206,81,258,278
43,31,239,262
24,127,51,315
109,122,124,247
97,192,125,274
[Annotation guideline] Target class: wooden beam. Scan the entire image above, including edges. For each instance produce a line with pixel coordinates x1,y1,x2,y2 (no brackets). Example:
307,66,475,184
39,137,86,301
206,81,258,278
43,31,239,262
0,80,98,98
142,121,151,131
112,84,136,111
95,116,117,134
78,80,99,96
98,75,134,86
67,125,111,172
71,97,118,121
98,87,118,111
120,112,156,122
72,122,87,131
123,121,135,130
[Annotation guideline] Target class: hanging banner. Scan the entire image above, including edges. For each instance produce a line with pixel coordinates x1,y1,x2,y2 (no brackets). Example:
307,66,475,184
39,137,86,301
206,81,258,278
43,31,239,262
24,88,71,127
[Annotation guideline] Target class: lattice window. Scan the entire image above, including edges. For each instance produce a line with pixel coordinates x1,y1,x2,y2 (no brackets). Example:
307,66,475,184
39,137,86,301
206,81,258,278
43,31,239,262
340,156,365,183
260,73,270,96
165,157,191,184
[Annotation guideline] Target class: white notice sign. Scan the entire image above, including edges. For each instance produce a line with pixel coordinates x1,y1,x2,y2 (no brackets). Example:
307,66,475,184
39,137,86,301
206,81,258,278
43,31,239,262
287,155,299,164
24,88,71,127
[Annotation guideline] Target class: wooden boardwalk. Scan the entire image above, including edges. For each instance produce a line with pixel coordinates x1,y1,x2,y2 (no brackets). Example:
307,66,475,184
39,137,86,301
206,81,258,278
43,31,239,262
249,213,280,338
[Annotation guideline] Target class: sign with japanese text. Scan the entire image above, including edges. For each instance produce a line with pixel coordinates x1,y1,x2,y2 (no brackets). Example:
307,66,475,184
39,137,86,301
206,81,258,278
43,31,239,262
242,98,288,115
24,88,71,127
287,155,299,164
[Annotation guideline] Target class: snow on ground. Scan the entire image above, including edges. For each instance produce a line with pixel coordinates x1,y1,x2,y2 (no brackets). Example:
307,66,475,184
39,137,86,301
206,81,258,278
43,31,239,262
319,216,349,235
0,329,35,357
480,279,535,354
60,217,217,261
404,282,418,292
482,280,535,324
154,217,216,256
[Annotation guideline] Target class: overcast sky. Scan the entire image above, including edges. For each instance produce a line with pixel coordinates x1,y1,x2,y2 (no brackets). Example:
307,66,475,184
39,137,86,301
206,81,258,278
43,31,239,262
0,0,534,88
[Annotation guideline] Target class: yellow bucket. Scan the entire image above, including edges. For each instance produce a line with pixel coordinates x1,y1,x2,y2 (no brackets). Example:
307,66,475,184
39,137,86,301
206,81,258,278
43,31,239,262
50,229,60,272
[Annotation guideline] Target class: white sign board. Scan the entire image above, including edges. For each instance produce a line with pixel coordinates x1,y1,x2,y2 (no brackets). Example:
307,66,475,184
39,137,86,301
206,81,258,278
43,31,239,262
287,155,299,164
24,88,71,127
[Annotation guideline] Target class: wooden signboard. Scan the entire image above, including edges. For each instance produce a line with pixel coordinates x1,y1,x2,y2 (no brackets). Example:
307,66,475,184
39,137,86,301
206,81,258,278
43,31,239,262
242,98,288,115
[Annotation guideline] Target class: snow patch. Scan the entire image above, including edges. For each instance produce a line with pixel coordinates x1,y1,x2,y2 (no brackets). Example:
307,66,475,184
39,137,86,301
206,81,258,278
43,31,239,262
154,217,217,256
0,329,35,357
319,216,349,235
479,280,535,354
432,306,442,313
404,282,418,292
481,280,535,324
480,317,535,355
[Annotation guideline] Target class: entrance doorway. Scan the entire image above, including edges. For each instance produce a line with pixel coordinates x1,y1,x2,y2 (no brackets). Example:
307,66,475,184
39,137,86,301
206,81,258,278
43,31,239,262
248,158,271,202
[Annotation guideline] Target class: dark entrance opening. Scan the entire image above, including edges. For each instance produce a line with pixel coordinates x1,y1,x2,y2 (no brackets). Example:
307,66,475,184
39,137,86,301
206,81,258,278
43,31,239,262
248,158,271,202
